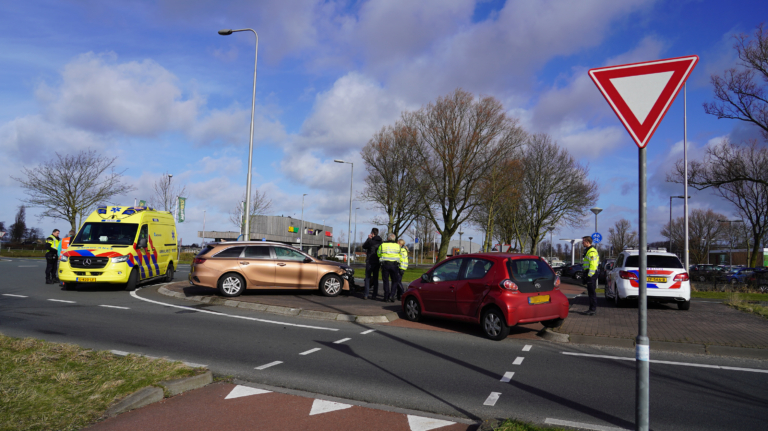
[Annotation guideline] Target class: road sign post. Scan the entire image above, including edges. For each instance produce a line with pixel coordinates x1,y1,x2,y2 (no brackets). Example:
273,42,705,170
589,55,698,431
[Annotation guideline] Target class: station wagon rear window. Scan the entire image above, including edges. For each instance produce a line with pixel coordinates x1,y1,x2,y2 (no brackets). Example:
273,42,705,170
214,246,245,258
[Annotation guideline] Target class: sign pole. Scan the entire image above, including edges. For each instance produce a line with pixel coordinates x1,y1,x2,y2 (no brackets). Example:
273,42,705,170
637,146,650,431
683,83,690,269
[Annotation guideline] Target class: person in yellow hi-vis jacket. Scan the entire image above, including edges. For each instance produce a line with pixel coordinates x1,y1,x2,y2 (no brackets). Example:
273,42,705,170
582,235,600,315
377,234,402,303
395,239,409,301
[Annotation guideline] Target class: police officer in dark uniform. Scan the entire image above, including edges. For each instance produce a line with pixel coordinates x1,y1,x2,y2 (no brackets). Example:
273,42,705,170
45,229,61,284
362,228,383,300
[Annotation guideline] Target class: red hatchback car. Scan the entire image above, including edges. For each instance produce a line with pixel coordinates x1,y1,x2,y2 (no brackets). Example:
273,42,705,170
402,253,569,340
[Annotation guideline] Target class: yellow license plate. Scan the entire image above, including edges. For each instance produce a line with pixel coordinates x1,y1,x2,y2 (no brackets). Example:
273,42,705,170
647,277,667,283
528,295,550,304
77,277,97,282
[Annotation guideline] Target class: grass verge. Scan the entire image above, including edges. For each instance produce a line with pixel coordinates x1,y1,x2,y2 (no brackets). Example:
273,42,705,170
596,288,768,301
725,293,768,319
0,333,206,431
491,419,566,431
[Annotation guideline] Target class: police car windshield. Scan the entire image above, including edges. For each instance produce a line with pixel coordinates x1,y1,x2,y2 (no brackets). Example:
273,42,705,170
73,223,139,245
625,255,684,269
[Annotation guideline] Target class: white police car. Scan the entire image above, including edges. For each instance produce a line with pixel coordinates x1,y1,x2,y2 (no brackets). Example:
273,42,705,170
605,249,691,310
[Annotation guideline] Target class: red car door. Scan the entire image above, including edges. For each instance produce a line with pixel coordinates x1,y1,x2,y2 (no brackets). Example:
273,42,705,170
454,258,495,317
420,258,463,314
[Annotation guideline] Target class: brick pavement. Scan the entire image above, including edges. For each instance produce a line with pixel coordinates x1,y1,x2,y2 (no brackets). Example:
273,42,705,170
559,296,768,348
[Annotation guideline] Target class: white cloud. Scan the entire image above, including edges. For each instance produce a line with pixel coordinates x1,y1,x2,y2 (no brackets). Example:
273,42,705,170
0,115,106,166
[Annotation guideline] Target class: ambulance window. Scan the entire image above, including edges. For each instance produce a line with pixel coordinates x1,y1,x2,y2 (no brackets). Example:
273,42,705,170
139,225,149,242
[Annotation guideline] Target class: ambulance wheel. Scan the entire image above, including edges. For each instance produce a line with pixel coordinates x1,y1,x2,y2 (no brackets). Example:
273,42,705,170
62,282,76,291
124,269,139,291
165,263,175,282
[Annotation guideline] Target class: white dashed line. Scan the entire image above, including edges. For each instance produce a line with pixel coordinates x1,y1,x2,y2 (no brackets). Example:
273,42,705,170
255,361,283,370
562,352,768,373
545,418,629,431
500,372,515,382
48,299,76,303
523,345,532,351
18,265,38,267
360,329,376,334
99,305,130,310
483,392,501,406
513,357,524,365
130,289,339,331
2,294,28,298
300,348,321,355
333,338,351,344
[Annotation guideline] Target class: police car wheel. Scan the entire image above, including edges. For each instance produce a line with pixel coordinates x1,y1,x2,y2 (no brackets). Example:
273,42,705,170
124,269,139,291
218,273,244,297
165,264,175,282
678,300,691,310
320,274,342,297
614,285,625,308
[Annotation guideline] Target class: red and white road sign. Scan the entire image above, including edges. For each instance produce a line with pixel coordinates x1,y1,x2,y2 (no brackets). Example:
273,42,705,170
588,55,698,148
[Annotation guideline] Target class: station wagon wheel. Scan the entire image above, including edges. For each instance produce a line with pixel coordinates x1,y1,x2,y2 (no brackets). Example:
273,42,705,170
218,273,244,297
320,274,342,297
481,307,510,341
404,297,421,322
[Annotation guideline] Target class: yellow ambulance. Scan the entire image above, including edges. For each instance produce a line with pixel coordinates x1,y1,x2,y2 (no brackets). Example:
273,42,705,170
58,205,178,291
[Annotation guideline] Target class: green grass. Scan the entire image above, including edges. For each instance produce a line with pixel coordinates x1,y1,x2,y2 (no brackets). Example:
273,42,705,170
353,267,427,283
0,250,47,258
491,419,566,431
0,333,206,431
725,293,768,319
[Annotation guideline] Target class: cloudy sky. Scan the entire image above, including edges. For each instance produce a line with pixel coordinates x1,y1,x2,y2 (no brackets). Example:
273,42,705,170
1,0,766,251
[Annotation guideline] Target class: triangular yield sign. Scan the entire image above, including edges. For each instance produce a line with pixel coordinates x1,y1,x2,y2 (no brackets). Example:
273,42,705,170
588,55,698,148
309,399,353,415
407,415,456,431
225,385,272,399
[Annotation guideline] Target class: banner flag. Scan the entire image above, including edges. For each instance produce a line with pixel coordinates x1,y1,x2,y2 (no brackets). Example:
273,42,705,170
177,197,187,222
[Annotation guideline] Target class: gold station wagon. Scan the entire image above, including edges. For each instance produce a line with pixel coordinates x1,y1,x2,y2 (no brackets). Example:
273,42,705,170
188,241,355,297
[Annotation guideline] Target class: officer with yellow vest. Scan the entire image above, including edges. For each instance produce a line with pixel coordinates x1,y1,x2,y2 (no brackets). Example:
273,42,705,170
394,239,409,300
45,229,61,284
377,233,402,303
582,235,600,315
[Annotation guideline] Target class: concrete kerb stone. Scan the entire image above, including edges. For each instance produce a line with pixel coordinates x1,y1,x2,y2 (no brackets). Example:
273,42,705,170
537,328,570,343
105,386,163,417
706,345,768,360
159,370,213,396
156,284,400,322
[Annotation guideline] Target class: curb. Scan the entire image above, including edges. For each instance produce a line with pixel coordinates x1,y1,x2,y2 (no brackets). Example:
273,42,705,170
157,285,400,323
562,333,768,359
105,354,213,417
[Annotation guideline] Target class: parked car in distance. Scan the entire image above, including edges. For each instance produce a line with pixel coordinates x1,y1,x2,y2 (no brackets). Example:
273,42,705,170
745,269,768,293
605,250,691,310
689,264,725,282
189,241,355,297
598,258,616,283
402,253,569,340
719,268,754,284
560,263,584,280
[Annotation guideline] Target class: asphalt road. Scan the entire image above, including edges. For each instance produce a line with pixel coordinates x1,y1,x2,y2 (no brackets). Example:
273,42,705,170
2,257,767,430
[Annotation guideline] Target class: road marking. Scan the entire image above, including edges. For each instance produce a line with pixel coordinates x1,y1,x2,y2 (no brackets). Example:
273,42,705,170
483,392,501,406
333,338,351,344
48,299,75,303
407,415,456,431
361,329,376,334
309,399,353,415
129,289,339,331
255,361,283,370
2,294,28,298
18,265,38,267
226,385,271,399
100,305,130,310
500,372,515,382
523,345,532,351
545,418,629,431
513,357,524,365
300,348,321,355
562,352,768,374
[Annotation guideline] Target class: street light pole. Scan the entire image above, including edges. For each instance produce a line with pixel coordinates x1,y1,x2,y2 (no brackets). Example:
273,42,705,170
354,207,359,262
219,28,259,241
468,237,473,254
591,207,602,259
300,194,307,252
458,228,464,255
548,227,555,261
202,210,206,246
334,160,353,265
669,196,686,253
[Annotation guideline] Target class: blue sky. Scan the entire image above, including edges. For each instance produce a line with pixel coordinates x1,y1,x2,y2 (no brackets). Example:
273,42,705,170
1,0,766,250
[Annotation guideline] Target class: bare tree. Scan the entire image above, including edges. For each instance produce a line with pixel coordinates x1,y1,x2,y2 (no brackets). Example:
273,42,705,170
608,219,638,255
515,134,599,254
9,205,27,243
228,190,273,232
661,209,726,264
12,150,135,232
151,172,187,213
408,89,525,261
470,156,526,252
360,122,424,239
704,23,768,142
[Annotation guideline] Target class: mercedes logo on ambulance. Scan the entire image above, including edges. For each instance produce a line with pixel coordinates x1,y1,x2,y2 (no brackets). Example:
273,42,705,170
84,259,92,267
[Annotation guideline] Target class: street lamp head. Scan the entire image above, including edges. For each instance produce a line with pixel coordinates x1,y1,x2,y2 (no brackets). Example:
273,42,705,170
218,29,233,35
590,207,603,215
333,159,345,163
168,174,173,178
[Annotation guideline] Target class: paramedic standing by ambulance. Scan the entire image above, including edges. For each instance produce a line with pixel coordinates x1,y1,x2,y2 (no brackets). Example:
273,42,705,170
377,234,401,303
45,229,60,284
582,235,599,315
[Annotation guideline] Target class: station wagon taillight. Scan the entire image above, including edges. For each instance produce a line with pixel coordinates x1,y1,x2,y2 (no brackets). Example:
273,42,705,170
619,270,638,281
500,279,519,293
673,272,689,281
193,258,206,265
